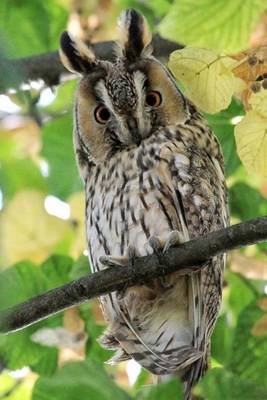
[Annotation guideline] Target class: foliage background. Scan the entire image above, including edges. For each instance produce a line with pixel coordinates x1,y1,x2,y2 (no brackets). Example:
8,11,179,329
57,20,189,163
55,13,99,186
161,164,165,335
0,1,267,399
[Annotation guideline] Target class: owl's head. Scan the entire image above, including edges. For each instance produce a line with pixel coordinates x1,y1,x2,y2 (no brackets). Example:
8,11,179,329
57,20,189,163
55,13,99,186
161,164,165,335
59,9,188,172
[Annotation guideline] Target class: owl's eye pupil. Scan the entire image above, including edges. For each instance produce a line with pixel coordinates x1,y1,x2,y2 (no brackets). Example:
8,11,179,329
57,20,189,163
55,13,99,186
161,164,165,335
145,91,162,107
94,105,110,124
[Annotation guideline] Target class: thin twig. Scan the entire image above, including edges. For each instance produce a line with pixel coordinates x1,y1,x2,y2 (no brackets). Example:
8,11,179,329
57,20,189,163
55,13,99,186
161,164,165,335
0,216,266,334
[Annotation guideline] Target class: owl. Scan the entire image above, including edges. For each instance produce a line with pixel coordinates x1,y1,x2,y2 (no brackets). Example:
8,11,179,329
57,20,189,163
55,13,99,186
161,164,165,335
59,9,229,399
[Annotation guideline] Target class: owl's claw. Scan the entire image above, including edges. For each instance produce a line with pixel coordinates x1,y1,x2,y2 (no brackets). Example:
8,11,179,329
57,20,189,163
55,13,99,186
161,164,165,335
99,255,128,268
163,230,184,253
99,246,137,269
148,235,162,257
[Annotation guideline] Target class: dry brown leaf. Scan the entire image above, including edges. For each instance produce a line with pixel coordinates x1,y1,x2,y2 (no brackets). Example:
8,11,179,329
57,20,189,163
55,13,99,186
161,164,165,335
251,314,267,336
232,46,267,109
258,298,267,311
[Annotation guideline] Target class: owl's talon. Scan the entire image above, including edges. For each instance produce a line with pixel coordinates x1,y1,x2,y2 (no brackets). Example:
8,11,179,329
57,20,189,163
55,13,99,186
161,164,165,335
148,235,162,257
163,230,184,253
99,255,128,268
99,246,137,269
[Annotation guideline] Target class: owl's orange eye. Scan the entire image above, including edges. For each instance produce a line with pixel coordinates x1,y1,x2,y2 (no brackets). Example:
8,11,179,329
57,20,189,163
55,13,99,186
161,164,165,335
145,91,162,107
94,105,110,124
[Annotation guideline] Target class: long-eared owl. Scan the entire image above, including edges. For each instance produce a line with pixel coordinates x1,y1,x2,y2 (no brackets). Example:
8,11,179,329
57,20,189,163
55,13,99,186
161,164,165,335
59,9,228,399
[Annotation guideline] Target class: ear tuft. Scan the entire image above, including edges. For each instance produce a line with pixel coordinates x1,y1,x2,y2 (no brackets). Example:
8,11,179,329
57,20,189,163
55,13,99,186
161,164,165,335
59,31,96,74
118,9,152,62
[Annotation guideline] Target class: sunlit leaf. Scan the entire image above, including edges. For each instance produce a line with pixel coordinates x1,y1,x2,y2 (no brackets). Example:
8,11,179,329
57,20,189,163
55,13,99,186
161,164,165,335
0,255,73,373
234,110,267,176
0,159,46,199
211,314,233,366
139,379,183,399
227,272,258,321
206,100,243,176
195,367,267,399
1,190,68,265
230,182,267,221
169,48,244,113
159,0,266,52
249,88,267,117
32,359,130,400
0,371,34,400
0,0,68,57
229,297,267,389
42,115,82,199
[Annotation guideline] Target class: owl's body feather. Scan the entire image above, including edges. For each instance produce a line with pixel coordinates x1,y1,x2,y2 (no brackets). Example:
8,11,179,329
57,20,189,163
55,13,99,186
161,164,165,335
60,9,229,399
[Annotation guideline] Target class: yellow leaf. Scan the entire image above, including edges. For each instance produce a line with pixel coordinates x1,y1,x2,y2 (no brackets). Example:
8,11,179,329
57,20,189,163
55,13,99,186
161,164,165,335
68,192,86,258
1,190,68,266
249,89,267,118
169,47,244,114
235,111,267,176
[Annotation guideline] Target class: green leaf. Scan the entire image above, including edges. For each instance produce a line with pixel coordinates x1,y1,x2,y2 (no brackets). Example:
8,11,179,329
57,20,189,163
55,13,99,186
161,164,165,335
0,371,32,400
159,0,266,52
70,255,90,281
139,379,183,399
46,80,77,114
211,313,233,366
32,359,131,400
0,0,68,57
227,272,258,321
229,297,267,389
0,255,73,373
79,303,112,364
42,115,82,199
0,158,46,199
195,367,267,400
206,101,243,176
229,182,267,221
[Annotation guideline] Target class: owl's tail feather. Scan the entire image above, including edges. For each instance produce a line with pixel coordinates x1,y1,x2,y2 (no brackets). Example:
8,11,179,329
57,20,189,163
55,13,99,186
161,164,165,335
182,349,209,400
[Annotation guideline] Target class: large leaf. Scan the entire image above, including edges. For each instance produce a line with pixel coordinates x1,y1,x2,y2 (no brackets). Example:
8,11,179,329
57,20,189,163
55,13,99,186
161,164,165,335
234,110,267,177
169,48,243,113
42,115,82,199
79,302,112,364
227,272,258,321
211,313,233,366
229,297,267,389
195,367,267,400
0,158,46,199
159,0,266,52
0,0,68,57
139,379,183,399
32,359,130,400
0,255,73,374
229,182,267,221
206,101,243,176
1,190,68,265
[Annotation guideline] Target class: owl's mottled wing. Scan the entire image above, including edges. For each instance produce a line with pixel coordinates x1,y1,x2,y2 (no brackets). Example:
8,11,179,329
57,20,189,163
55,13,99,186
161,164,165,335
158,126,228,389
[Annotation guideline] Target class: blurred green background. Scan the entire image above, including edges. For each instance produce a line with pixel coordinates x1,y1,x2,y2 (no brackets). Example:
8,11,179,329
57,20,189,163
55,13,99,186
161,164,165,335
0,1,267,399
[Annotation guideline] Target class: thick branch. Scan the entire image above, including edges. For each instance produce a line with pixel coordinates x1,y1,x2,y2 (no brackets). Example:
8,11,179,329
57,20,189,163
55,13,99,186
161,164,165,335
0,35,183,92
0,217,267,334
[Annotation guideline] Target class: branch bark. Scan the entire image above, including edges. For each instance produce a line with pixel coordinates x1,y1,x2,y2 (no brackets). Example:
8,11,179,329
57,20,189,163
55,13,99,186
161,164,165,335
0,216,267,334
0,35,183,92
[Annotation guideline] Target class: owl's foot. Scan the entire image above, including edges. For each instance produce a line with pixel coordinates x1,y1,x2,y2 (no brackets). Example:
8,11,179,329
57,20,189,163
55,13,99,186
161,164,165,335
148,231,184,288
163,230,184,253
99,246,137,268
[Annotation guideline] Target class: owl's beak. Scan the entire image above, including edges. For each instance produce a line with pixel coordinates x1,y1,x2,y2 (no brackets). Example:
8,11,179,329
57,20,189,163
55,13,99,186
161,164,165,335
126,116,142,146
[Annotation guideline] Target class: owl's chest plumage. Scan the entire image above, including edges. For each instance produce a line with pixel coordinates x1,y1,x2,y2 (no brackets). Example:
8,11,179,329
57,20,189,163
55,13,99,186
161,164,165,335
86,132,183,271
84,122,228,376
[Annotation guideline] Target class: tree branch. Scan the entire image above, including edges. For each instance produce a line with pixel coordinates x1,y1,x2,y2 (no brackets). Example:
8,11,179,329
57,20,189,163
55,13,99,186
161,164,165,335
0,35,183,92
0,217,267,334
